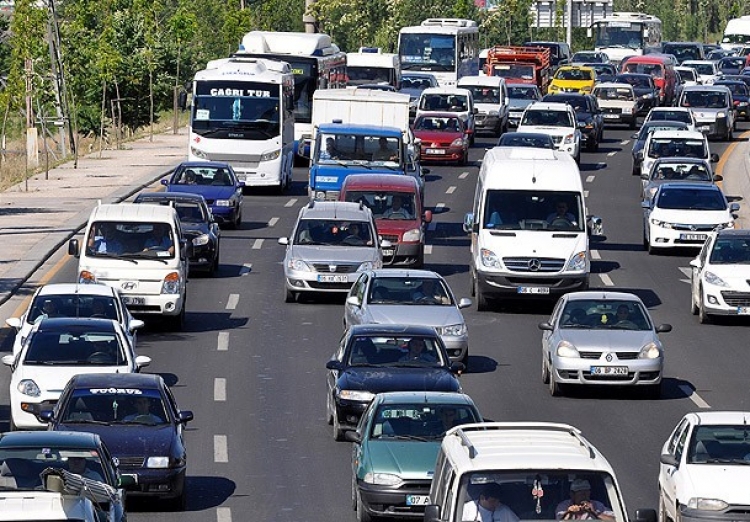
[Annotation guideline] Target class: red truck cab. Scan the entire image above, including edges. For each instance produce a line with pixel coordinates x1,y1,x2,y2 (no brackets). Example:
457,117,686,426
340,174,431,267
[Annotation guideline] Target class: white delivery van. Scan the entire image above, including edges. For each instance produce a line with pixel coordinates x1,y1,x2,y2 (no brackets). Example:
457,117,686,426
463,147,602,310
346,47,401,89
68,203,189,329
457,75,509,136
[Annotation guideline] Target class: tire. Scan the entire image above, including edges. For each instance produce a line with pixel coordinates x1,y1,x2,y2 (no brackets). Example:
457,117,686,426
690,290,699,315
332,407,344,442
475,278,489,312
698,296,712,324
470,272,476,297
548,369,562,397
356,491,373,522
542,356,550,384
575,150,581,165
234,210,242,229
285,288,297,303
629,117,637,130
211,248,220,276
647,242,656,255
8,417,17,432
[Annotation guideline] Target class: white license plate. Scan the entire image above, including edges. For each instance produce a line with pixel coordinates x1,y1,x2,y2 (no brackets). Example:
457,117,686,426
382,249,394,257
122,296,145,305
517,287,550,294
603,114,619,119
317,275,348,283
737,307,750,315
590,366,628,375
680,233,707,241
426,148,446,154
699,125,711,132
406,495,431,506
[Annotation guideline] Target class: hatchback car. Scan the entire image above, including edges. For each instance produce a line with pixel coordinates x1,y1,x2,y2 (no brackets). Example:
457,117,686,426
412,112,469,165
347,391,481,521
496,132,555,149
325,324,464,441
517,102,582,163
161,161,244,228
641,158,721,201
678,85,736,140
630,120,690,176
539,291,672,398
690,229,750,323
43,373,194,510
714,79,750,121
639,129,716,178
400,73,439,117
344,269,472,362
642,183,739,254
541,93,603,151
548,66,596,95
507,83,542,128
415,88,475,143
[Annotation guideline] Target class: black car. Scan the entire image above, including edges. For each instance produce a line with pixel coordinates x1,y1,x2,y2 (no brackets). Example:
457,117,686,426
0,431,130,521
584,62,617,84
542,93,603,151
615,73,659,114
325,324,464,441
715,80,750,121
134,191,221,275
720,74,750,89
630,120,689,175
42,373,194,510
496,132,555,149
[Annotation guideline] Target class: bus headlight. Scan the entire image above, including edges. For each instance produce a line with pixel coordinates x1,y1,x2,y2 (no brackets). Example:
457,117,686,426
190,146,207,159
260,149,281,161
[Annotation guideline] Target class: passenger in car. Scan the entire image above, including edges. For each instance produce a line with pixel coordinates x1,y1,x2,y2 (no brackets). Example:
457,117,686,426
556,479,614,520
462,482,520,522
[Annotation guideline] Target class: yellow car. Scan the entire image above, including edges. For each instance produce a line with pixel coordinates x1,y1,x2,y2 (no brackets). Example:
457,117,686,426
548,66,596,94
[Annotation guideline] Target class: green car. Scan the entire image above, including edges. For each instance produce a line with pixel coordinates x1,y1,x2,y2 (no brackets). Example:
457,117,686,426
346,391,482,521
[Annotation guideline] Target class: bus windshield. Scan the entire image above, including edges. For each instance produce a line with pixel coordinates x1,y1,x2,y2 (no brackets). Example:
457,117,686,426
593,23,644,49
400,33,456,71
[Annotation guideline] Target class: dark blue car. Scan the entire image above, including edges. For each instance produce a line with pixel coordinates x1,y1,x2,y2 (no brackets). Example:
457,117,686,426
162,161,243,229
715,80,750,121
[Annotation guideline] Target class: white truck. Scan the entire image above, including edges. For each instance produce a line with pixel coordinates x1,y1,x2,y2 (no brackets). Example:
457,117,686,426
721,16,750,50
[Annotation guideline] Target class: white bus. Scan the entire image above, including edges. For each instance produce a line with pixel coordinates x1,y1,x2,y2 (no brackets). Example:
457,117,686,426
346,48,401,89
236,31,347,157
189,57,295,191
398,18,480,87
721,16,750,50
588,12,662,64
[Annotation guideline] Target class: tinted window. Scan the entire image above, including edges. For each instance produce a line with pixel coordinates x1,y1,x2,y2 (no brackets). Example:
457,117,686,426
25,328,126,366
709,237,750,264
560,299,651,330
656,188,726,211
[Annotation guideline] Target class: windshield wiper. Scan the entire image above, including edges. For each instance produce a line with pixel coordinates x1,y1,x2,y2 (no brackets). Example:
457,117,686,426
119,253,168,264
91,252,137,263
63,418,111,426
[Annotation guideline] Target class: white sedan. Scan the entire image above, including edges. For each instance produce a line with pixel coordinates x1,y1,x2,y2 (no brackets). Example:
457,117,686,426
659,411,750,522
690,229,750,323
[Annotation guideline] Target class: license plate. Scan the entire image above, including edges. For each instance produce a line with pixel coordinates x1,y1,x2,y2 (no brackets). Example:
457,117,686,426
517,287,550,294
590,366,628,375
679,233,707,241
317,275,348,283
122,296,145,305
406,495,431,506
699,125,711,132
738,307,750,315
603,114,619,119
426,148,446,154
382,249,394,256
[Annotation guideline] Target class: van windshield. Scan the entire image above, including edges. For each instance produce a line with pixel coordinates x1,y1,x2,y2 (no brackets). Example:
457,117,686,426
343,191,418,220
623,62,664,78
86,221,175,259
483,190,584,232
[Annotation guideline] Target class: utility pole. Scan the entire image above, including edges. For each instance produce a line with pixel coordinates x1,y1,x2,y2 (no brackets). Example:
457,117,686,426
46,15,65,156
47,0,76,161
303,0,317,34
566,0,572,47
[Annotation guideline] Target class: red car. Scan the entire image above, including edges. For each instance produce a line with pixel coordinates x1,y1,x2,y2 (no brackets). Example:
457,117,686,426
412,112,469,165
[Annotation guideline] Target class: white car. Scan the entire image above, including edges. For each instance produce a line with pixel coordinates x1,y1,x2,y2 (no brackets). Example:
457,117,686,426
5,283,144,356
690,229,750,323
1,317,151,430
643,107,699,132
639,129,715,178
659,411,750,522
676,66,701,86
642,182,738,254
415,87,476,143
517,102,582,163
592,82,638,128
682,60,722,85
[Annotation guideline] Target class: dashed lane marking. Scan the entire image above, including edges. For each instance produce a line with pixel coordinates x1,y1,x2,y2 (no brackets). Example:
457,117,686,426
226,294,239,310
267,217,279,227
435,203,445,210
459,172,469,179
214,435,228,463
252,239,264,249
678,266,691,284
591,250,601,260
214,378,226,402
217,332,229,351
239,263,252,276
284,198,298,208
217,508,232,522
679,384,711,409
586,175,595,183
598,273,614,286
620,140,630,145
446,186,457,194
424,245,433,255
607,151,617,157
584,190,589,197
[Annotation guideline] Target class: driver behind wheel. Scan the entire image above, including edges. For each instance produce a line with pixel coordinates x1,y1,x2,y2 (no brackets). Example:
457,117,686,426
143,225,175,256
546,200,577,225
411,279,449,305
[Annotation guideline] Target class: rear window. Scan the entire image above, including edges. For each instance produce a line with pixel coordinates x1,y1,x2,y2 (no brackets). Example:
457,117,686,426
647,138,707,159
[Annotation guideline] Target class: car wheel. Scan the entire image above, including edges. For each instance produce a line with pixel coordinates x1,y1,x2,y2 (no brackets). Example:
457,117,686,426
658,493,673,522
690,290,699,315
356,491,373,522
326,395,334,425
542,356,550,384
211,248,220,276
460,150,469,166
728,127,734,141
470,272,476,297
548,369,562,397
332,407,345,442
698,295,712,324
234,210,242,229
285,288,297,303
169,302,186,331
475,278,489,312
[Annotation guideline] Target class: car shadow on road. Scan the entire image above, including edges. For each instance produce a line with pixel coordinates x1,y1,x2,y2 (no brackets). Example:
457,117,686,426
139,313,249,334
553,377,695,401
126,475,236,512
590,259,620,274
463,354,498,374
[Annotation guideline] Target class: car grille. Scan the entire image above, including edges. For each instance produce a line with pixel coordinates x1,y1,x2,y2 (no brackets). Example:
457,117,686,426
582,371,635,381
671,223,717,231
204,198,216,205
307,281,352,290
602,107,621,116
380,234,400,243
117,457,146,469
721,292,750,307
577,352,639,360
503,257,565,272
312,263,358,273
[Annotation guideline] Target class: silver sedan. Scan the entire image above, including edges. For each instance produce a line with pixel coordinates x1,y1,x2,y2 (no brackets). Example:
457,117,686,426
344,269,471,363
538,291,672,398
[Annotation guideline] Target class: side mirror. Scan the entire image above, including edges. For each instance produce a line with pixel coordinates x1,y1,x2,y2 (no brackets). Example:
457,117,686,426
118,474,137,487
458,298,472,309
68,239,79,257
135,355,152,369
711,153,720,162
129,319,145,332
641,200,651,209
1,354,14,367
463,212,475,234
5,317,22,330
161,179,168,186
640,172,649,180
278,237,289,246
326,360,344,371
344,431,362,444
577,121,586,129
730,202,740,212
689,258,701,269
178,410,194,424
346,296,361,307
635,151,644,161
538,322,554,331
238,180,246,188
423,210,433,223
660,453,678,467
39,410,54,422
656,324,673,333
713,174,723,182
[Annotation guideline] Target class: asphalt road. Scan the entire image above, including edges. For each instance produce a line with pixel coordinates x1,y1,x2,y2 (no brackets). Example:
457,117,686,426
0,122,748,522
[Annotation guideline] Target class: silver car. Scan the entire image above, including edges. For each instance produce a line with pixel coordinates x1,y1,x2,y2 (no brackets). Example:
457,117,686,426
640,157,722,201
538,291,672,398
344,269,471,363
279,201,387,303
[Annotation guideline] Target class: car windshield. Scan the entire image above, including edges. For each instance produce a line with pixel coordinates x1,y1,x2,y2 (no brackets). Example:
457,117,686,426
27,295,119,324
464,85,500,104
617,75,651,88
294,219,373,246
370,403,479,441
521,110,573,127
687,425,750,464
497,134,554,149
595,87,634,101
24,328,126,366
419,94,468,112
483,190,584,232
0,448,107,489
508,86,539,100
656,188,726,211
709,237,750,264
316,133,402,165
346,335,444,367
689,63,715,75
682,91,728,108
555,69,593,81
623,62,663,77
343,191,418,220
648,111,691,124
721,58,746,69
677,69,697,82
61,388,169,426
175,202,208,223
663,45,702,62
647,138,706,159
86,221,175,259
650,162,711,182
367,277,453,306
560,299,652,330
414,116,464,133
172,166,235,186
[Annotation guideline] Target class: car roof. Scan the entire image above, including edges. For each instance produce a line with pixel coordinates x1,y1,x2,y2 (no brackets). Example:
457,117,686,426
682,85,731,93
35,317,118,332
89,203,178,223
299,201,372,221
0,430,102,449
37,283,117,298
341,174,419,191
650,129,705,139
374,391,476,406
317,123,402,137
348,324,438,336
421,87,472,96
557,65,593,72
525,102,573,111
686,411,750,424
649,107,692,113
564,291,644,303
67,373,163,389
415,112,465,120
135,191,207,204
368,269,443,279
658,182,722,191
176,161,233,169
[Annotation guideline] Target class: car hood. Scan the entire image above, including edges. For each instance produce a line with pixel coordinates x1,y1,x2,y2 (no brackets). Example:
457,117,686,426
374,219,422,235
559,329,658,351
365,305,463,327
509,99,535,111
414,130,464,142
479,230,587,260
166,185,237,200
288,245,377,264
599,100,636,109
680,464,750,503
516,125,574,137
575,111,594,123
704,264,750,284
16,365,133,396
651,208,732,224
364,440,441,479
337,367,460,393
56,423,175,457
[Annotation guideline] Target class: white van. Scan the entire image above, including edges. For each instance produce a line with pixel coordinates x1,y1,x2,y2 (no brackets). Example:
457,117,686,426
457,75,509,136
68,203,189,329
346,48,401,89
463,147,602,310
424,422,648,522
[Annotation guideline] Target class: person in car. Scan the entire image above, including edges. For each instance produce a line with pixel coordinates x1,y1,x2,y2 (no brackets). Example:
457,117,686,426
399,337,437,363
88,225,123,255
124,396,163,424
383,195,413,219
144,226,175,255
556,479,615,521
372,137,398,161
66,457,104,482
547,201,577,225
462,482,520,522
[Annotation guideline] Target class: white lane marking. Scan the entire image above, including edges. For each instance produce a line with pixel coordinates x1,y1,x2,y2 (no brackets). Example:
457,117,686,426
217,507,232,522
679,384,711,409
214,378,226,402
239,263,252,276
252,239,264,249
424,245,433,255
607,151,617,157
596,162,606,169
591,250,601,260
598,273,614,286
226,294,239,310
459,171,469,179
620,139,630,145
267,217,279,227
217,332,229,351
678,267,692,284
214,435,228,462
586,175,595,183
435,203,445,210
446,186,457,194
584,190,589,197
284,198,298,207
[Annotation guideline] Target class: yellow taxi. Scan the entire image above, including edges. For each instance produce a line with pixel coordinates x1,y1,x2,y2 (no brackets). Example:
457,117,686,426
547,66,596,94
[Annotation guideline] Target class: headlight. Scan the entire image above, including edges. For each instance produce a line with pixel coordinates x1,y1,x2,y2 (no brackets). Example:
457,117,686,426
215,199,231,207
402,229,421,242
193,234,210,246
563,133,575,144
556,340,579,358
190,146,207,159
17,379,40,397
260,149,281,162
146,457,170,469
638,342,661,359
704,271,729,287
642,93,653,99
440,323,467,336
480,248,503,269
717,111,726,119
161,272,182,295
363,473,403,486
358,261,373,272
549,84,559,92
338,389,375,402
567,251,586,271
451,138,464,147
687,498,729,511
650,219,674,229
287,258,311,271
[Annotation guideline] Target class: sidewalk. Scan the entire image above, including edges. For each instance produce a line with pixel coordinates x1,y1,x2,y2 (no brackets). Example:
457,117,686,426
0,128,188,307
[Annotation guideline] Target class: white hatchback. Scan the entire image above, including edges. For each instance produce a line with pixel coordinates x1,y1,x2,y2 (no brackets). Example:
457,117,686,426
517,102,582,163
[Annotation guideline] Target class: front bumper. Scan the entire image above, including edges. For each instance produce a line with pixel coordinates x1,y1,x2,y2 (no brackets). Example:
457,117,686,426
508,113,523,128
121,466,186,499
700,286,750,316
554,141,579,157
233,156,283,187
476,269,588,298
284,268,360,294
647,224,717,249
10,396,57,429
442,336,469,362
419,147,466,163
334,399,370,431
678,503,750,522
696,117,730,138
189,242,218,272
550,355,662,386
357,478,433,519
122,292,185,317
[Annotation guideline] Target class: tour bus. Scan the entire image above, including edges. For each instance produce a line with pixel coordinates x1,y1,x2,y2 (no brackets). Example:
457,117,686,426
189,57,295,191
346,48,401,89
236,31,347,157
721,16,750,50
588,12,662,65
398,18,480,87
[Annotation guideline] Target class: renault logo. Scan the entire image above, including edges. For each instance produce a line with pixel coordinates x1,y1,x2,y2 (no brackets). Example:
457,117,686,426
528,258,542,271
328,265,337,272
605,353,613,362
122,281,137,290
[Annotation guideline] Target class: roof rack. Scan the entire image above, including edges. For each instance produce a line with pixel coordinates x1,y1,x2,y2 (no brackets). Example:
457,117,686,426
41,467,118,504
